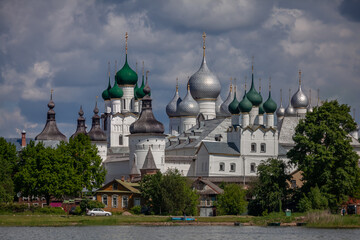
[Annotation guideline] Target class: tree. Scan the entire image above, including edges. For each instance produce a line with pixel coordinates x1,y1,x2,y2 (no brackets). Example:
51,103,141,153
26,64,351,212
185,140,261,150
216,184,247,215
0,137,18,202
248,158,290,216
14,135,106,205
140,169,198,215
298,185,328,212
287,100,360,208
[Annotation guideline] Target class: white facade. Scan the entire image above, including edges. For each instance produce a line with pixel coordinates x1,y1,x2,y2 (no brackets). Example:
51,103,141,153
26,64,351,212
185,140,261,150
197,100,216,120
128,134,166,173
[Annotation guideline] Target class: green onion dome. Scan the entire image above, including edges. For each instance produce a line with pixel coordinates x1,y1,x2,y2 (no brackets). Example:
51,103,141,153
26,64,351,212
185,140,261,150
109,81,123,99
239,91,253,113
228,92,240,114
246,74,262,106
102,77,111,101
263,91,277,113
134,82,139,100
259,103,265,115
136,75,146,99
116,55,138,85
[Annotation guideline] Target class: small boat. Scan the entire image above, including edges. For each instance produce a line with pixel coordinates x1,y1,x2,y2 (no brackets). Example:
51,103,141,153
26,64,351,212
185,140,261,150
171,217,196,221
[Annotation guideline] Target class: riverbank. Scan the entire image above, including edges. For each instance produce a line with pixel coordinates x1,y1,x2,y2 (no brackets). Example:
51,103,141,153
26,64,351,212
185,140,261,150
0,212,359,228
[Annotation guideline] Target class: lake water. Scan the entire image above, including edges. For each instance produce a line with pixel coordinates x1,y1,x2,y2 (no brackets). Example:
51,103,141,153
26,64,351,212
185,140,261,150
1,226,359,240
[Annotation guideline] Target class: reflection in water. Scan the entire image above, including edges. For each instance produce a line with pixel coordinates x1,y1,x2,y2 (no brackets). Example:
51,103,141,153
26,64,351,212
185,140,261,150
1,226,360,240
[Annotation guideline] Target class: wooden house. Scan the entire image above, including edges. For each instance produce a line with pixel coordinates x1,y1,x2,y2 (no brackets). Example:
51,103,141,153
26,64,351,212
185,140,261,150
95,178,141,212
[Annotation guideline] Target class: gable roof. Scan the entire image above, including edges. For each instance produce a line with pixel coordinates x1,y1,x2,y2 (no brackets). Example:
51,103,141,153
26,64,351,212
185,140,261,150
198,178,224,194
96,179,140,194
196,141,240,156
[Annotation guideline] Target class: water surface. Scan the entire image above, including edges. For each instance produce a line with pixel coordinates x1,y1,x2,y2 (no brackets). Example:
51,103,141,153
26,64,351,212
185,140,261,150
1,226,359,240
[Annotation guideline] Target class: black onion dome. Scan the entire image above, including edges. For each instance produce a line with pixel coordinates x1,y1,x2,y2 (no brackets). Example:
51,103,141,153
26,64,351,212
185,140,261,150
87,101,107,141
130,80,165,134
71,106,87,139
35,92,67,142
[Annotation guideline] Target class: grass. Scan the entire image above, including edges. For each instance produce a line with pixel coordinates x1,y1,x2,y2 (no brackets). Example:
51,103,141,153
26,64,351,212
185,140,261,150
0,211,359,227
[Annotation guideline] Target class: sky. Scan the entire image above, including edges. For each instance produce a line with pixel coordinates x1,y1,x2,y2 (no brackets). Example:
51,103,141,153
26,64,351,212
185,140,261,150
1,0,360,139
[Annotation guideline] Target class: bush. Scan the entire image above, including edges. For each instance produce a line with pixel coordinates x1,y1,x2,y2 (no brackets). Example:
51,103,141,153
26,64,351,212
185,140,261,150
130,205,142,215
298,186,328,212
36,206,65,215
80,199,105,213
216,184,247,215
0,203,28,213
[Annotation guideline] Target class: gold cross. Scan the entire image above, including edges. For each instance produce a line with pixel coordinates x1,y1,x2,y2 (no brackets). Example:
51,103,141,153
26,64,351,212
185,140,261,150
299,69,302,85
252,56,254,73
202,32,206,57
50,89,54,99
269,77,271,91
125,32,128,54
176,77,178,92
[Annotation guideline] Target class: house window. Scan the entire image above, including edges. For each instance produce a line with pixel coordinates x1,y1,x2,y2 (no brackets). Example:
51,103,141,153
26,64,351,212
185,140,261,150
112,195,118,208
230,163,236,172
260,143,266,153
291,180,297,188
122,195,129,208
250,163,256,173
102,195,108,206
113,182,118,190
219,162,225,171
251,143,256,152
123,99,126,109
119,135,123,145
134,198,140,206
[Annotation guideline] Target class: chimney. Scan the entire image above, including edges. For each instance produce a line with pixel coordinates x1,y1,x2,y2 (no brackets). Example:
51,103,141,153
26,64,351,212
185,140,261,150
21,130,26,148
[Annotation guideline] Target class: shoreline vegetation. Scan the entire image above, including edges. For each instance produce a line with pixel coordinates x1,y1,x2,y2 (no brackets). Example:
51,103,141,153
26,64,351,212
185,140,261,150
1,211,359,228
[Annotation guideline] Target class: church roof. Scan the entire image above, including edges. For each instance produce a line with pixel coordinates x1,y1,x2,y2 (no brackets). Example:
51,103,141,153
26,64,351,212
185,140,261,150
35,92,67,142
166,118,231,154
197,141,240,155
141,148,158,170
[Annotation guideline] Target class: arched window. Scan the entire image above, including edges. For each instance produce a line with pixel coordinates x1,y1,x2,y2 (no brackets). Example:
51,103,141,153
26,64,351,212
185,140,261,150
251,143,257,152
123,99,126,109
260,143,266,153
250,163,256,173
230,163,236,172
102,195,108,206
219,162,225,171
119,135,123,145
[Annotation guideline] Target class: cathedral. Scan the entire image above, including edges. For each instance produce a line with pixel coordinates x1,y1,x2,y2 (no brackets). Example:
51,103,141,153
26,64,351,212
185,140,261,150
34,33,360,184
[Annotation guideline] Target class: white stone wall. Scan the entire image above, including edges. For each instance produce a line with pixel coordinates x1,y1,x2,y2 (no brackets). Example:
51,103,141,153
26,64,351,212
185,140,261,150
94,142,107,163
197,100,216,120
180,117,196,133
249,106,259,125
121,86,134,112
164,161,194,176
169,117,181,136
129,135,166,173
111,99,121,113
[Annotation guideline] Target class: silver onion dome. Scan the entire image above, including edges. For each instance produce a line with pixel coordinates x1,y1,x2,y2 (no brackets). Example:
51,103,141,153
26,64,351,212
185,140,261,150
178,84,200,116
189,56,221,100
215,95,223,116
291,85,309,108
291,71,309,108
276,89,285,118
220,85,234,117
276,102,285,118
166,86,182,117
285,102,296,116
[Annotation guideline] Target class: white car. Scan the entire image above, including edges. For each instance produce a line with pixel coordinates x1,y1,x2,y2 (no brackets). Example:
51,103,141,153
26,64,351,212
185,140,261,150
86,208,112,216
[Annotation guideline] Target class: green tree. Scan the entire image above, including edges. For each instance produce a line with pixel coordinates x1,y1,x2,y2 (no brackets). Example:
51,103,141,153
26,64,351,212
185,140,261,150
248,158,290,216
140,169,198,215
0,137,18,202
216,184,247,215
298,185,328,212
287,100,360,208
14,135,106,205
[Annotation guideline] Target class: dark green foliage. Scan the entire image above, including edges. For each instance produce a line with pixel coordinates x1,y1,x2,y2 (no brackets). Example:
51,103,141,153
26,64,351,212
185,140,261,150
80,199,105,213
216,184,247,215
14,135,106,205
130,205,141,215
287,100,360,209
140,169,198,215
0,203,28,213
248,158,290,216
0,137,18,202
36,206,65,215
298,186,328,212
